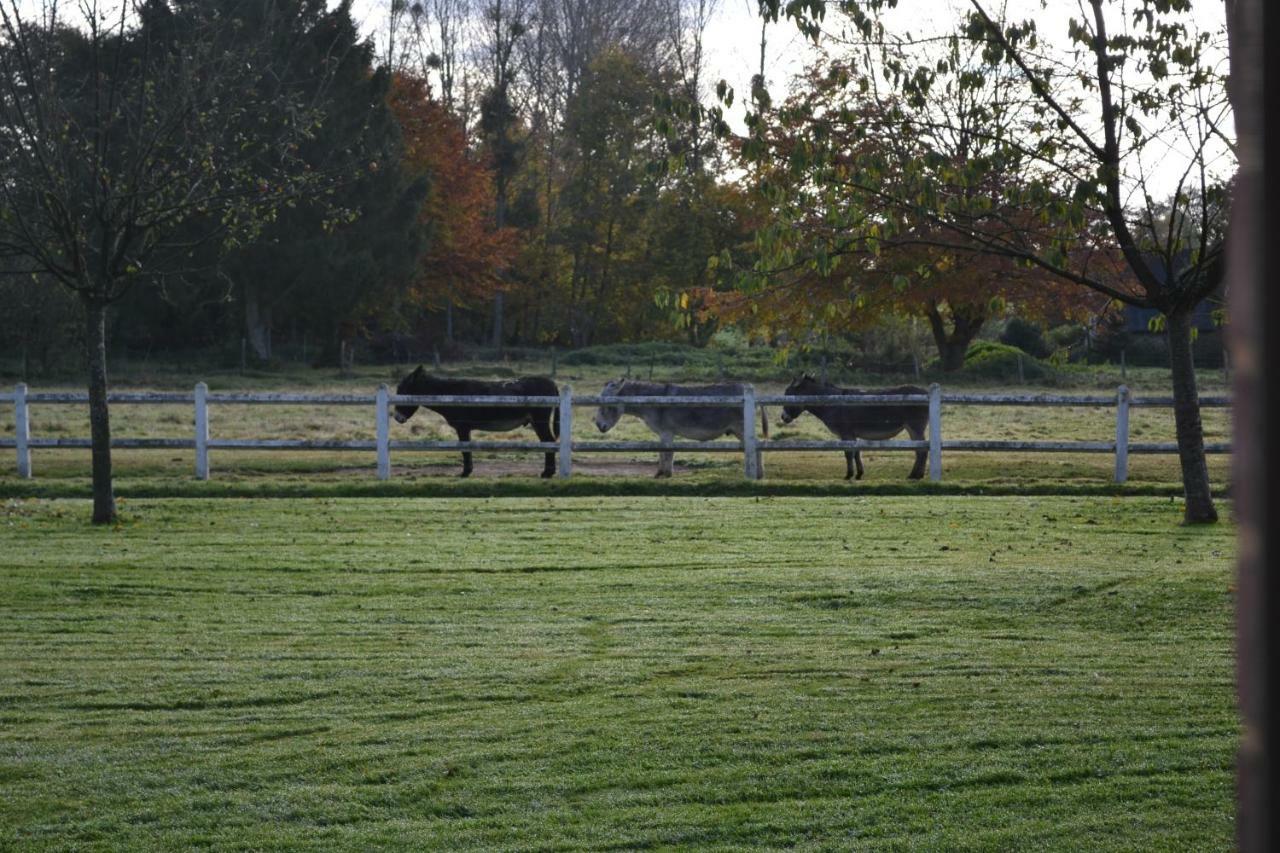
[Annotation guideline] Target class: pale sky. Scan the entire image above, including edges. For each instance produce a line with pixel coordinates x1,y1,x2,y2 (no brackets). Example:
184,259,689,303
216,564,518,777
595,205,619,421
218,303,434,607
348,0,1237,197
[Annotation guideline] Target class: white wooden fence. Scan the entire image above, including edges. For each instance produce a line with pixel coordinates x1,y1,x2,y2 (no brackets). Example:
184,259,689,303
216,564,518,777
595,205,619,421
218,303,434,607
0,383,1232,483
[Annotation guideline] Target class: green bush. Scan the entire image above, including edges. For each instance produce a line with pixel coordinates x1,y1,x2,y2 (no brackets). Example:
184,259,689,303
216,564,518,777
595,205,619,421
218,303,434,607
999,318,1051,358
965,341,1049,380
560,342,709,367
926,341,1049,381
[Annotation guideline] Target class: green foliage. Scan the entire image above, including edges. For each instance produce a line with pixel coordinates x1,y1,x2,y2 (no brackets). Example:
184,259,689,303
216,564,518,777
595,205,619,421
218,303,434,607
999,317,1051,359
140,2,429,355
929,340,1049,381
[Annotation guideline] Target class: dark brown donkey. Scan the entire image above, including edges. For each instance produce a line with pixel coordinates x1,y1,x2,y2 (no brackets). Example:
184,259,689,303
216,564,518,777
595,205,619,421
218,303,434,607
779,374,928,479
393,367,560,477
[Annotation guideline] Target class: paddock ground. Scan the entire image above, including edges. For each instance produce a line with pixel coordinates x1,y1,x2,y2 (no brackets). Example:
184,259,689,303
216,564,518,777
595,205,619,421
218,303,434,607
0,366,1233,495
0,496,1236,849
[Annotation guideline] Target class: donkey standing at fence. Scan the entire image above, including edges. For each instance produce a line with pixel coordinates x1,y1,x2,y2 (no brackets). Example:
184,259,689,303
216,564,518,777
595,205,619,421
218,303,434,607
780,374,928,480
592,379,767,478
392,366,560,477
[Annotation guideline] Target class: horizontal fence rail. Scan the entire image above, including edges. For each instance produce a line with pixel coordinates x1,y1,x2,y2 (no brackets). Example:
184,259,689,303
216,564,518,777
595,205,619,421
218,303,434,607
2,382,1232,483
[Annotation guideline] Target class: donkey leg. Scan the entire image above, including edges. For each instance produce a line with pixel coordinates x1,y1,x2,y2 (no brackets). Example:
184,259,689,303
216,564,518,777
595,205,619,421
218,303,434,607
907,422,926,479
533,415,556,478
844,450,855,480
657,432,674,478
457,427,473,478
854,451,865,480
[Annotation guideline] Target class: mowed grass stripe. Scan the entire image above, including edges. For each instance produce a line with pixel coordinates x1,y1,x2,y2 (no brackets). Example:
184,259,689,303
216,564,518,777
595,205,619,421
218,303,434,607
0,496,1234,850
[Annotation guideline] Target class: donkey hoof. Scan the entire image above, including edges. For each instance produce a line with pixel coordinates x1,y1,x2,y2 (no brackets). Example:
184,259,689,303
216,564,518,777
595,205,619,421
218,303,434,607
458,470,472,479
540,470,554,479
654,471,672,479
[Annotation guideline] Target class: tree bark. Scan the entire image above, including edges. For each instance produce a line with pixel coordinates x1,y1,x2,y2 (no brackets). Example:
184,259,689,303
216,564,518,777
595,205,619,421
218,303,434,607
1165,307,1218,523
83,298,117,525
924,302,984,371
491,291,504,349
244,282,272,361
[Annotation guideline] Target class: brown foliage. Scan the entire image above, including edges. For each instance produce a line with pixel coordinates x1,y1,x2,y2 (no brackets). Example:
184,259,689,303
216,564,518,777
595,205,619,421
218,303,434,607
388,74,518,311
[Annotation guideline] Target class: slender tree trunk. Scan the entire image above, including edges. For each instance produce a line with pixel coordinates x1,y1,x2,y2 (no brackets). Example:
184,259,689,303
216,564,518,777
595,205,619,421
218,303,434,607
492,292,504,349
1166,307,1218,523
83,298,117,525
244,282,271,361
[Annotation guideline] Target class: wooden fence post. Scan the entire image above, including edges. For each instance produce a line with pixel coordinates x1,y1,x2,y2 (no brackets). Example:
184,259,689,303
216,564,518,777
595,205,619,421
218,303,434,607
928,383,942,482
15,383,31,479
1114,385,1130,483
376,384,391,480
742,385,759,480
558,384,573,478
194,382,209,480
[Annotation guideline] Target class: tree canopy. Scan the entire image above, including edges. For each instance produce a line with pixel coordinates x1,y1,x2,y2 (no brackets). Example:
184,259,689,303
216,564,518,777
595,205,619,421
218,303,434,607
729,0,1232,522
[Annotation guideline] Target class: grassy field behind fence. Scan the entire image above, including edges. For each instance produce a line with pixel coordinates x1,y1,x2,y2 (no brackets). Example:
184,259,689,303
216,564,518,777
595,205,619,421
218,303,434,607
0,495,1236,849
0,361,1233,496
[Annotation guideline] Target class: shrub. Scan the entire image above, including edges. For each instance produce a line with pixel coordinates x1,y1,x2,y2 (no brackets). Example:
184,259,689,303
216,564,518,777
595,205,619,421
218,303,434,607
927,341,1049,381
999,318,1051,358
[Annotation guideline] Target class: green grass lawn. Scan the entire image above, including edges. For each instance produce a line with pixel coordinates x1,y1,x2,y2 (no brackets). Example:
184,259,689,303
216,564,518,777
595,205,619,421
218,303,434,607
0,496,1236,850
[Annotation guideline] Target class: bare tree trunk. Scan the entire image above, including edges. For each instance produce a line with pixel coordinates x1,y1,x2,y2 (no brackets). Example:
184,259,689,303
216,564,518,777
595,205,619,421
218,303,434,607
924,303,983,372
1165,307,1218,523
244,282,271,361
492,292,504,349
83,298,117,525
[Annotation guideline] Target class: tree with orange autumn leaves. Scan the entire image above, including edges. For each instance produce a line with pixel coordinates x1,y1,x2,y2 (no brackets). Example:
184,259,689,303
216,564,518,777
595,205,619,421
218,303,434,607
388,73,519,331
704,54,1127,370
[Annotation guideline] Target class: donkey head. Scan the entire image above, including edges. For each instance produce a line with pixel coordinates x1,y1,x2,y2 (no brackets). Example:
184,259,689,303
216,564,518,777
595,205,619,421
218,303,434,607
593,379,627,433
780,373,822,424
393,365,428,423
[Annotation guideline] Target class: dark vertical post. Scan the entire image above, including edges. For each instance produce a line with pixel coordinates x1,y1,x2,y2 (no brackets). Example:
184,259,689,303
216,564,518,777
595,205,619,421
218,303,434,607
1229,0,1276,847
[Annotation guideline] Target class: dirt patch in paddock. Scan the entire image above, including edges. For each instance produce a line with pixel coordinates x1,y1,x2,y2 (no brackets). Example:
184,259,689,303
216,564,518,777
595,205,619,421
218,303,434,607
393,458,688,478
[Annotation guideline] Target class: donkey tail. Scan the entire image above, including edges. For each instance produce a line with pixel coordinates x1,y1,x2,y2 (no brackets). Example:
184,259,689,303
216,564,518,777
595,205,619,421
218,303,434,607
760,404,769,438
